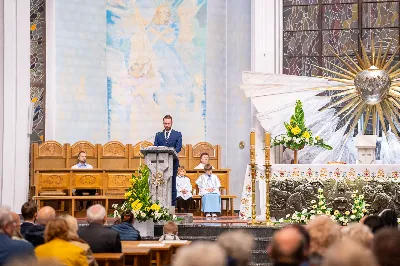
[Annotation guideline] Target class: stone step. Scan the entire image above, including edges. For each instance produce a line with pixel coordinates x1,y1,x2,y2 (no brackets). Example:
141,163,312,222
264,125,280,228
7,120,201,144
251,250,270,264
176,236,271,250
154,224,279,238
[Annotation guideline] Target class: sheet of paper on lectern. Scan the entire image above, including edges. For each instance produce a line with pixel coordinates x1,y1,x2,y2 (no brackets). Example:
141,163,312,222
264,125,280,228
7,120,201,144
162,240,188,244
138,243,165,247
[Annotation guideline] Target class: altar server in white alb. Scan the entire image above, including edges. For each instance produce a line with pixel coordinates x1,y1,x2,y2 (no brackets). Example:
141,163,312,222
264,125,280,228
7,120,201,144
176,166,193,213
194,152,215,169
195,164,221,219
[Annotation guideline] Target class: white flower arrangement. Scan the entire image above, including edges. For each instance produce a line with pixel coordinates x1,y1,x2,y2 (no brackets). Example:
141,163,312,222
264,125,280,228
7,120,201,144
278,189,368,226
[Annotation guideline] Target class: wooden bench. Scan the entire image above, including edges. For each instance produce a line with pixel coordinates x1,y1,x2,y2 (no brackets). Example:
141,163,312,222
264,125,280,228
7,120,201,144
31,141,222,176
93,253,124,266
122,241,173,266
119,247,151,266
186,169,236,216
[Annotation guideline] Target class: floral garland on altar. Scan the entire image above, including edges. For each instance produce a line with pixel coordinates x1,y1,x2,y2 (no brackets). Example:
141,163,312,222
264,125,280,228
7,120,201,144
112,165,171,222
278,188,367,226
272,100,332,151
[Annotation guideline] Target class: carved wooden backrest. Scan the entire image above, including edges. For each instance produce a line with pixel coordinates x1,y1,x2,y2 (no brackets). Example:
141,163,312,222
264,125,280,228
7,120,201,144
178,145,189,169
37,173,71,195
186,170,230,195
189,142,220,169
33,141,67,170
68,141,98,168
131,141,153,169
100,141,130,169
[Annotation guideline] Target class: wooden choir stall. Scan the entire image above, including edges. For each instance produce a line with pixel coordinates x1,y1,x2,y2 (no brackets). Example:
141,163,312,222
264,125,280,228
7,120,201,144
31,140,236,217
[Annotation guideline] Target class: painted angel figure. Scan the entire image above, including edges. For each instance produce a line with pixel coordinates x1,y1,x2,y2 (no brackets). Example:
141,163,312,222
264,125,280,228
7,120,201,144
145,4,194,108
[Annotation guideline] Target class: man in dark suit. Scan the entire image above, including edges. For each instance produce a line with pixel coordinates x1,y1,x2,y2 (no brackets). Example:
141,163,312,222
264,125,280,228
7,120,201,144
78,204,122,253
154,115,182,206
25,206,55,247
20,201,37,238
0,207,34,265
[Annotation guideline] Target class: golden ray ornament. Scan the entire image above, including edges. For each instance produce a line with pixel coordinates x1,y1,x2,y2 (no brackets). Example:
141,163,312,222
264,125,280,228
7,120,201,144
313,37,400,141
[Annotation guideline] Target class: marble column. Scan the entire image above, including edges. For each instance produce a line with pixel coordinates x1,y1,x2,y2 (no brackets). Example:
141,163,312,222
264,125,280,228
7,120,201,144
0,0,31,212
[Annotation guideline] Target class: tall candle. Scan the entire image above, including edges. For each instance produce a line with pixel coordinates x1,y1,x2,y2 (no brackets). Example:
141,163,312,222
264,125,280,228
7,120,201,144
265,132,271,146
250,131,255,145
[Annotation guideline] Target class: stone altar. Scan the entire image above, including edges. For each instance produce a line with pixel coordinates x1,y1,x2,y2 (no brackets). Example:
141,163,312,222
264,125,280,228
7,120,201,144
141,146,178,211
240,164,400,219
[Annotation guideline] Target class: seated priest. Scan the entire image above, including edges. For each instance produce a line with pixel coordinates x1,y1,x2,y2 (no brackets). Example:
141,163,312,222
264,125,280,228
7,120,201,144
71,151,95,210
176,166,193,213
195,164,221,219
194,152,215,169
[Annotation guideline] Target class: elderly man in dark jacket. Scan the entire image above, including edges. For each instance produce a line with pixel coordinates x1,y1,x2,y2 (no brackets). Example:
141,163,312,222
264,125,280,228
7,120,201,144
78,204,122,253
0,207,35,265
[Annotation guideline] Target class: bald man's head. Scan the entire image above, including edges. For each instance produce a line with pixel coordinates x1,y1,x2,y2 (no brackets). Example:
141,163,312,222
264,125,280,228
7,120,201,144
36,206,56,226
268,227,305,264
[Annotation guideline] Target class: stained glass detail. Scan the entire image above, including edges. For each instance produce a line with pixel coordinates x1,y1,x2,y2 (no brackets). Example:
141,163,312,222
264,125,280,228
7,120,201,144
362,2,399,28
30,41,45,84
322,4,358,29
283,57,319,77
30,0,45,143
283,5,320,31
284,0,319,6
283,0,400,77
362,28,399,53
284,31,320,56
322,0,357,3
322,29,359,55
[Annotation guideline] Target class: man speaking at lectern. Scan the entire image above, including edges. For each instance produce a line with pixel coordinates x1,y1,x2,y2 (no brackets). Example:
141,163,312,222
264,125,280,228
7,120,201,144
154,115,182,206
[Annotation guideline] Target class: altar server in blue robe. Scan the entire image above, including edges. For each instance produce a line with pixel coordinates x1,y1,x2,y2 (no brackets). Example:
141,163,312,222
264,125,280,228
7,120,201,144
196,164,221,219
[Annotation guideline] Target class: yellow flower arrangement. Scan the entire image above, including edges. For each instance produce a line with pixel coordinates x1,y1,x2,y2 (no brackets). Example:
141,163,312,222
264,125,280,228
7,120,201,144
302,131,311,139
291,126,301,135
272,100,332,151
150,203,161,211
124,191,132,199
112,165,171,222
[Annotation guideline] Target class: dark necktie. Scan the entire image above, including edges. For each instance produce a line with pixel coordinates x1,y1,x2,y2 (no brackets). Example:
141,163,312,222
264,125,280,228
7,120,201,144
166,131,170,140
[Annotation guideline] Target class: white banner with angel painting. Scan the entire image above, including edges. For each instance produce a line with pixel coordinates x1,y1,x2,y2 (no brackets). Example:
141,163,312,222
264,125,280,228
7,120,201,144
106,0,207,143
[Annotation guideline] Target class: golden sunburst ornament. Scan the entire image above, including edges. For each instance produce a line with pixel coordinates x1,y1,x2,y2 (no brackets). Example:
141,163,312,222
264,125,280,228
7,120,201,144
312,37,400,141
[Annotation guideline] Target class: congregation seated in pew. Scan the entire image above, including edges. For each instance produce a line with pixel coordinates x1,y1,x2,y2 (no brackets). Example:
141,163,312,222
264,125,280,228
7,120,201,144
25,206,56,247
20,201,38,238
78,205,122,253
111,211,141,241
35,218,89,266
0,207,35,265
60,214,98,266
194,152,215,169
196,164,221,219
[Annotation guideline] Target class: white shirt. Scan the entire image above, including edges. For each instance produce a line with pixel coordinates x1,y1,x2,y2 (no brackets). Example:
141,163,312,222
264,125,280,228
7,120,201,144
176,175,193,200
71,162,93,169
164,129,172,139
195,174,221,196
194,163,215,170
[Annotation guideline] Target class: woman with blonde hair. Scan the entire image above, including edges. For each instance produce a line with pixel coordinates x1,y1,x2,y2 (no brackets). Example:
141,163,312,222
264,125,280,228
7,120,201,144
59,214,98,266
35,217,88,266
306,216,340,266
